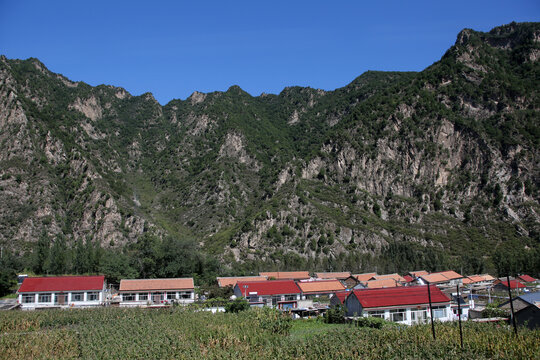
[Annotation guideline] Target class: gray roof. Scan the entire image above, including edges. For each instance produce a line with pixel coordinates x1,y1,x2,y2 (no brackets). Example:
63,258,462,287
518,291,540,305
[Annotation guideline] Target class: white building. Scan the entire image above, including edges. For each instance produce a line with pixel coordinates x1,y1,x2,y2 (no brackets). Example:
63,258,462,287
118,278,195,307
17,275,106,310
344,285,453,325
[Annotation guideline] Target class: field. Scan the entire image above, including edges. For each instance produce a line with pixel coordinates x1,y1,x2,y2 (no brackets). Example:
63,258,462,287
1,307,539,359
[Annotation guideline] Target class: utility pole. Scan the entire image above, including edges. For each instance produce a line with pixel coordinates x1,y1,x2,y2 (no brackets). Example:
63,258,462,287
427,282,436,340
506,275,518,335
456,284,463,349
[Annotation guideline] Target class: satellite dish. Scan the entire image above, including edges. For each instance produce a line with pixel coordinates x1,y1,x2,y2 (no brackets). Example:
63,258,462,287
230,295,237,300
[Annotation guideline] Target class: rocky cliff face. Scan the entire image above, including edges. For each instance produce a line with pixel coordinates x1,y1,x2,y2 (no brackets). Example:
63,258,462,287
0,22,538,273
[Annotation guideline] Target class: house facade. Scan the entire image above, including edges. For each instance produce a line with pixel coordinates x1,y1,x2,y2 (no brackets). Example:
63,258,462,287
297,279,346,299
234,280,302,309
344,285,453,325
17,275,106,310
118,278,195,307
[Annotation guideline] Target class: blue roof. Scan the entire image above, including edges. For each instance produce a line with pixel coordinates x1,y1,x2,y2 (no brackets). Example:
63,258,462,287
518,291,540,305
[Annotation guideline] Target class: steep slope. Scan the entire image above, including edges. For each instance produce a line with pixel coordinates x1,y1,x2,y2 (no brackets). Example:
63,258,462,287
0,22,538,276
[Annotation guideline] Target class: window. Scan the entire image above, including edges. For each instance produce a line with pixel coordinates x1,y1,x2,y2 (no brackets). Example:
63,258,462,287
389,309,408,322
72,292,84,302
122,293,136,301
180,291,192,299
284,294,297,301
38,293,52,303
22,294,35,303
411,308,427,323
166,292,177,300
368,310,385,318
138,293,148,301
433,306,447,319
55,293,68,304
87,292,100,301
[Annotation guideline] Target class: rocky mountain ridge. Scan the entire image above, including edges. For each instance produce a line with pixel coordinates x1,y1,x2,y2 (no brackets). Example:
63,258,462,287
0,22,538,274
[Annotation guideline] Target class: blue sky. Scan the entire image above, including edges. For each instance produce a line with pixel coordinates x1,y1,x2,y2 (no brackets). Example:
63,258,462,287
1,1,538,104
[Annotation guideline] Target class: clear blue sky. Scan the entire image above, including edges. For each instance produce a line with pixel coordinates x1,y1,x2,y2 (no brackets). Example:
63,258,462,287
1,1,538,104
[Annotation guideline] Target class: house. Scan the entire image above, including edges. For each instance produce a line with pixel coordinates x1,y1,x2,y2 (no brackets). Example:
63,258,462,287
314,272,351,280
462,274,495,288
416,271,463,288
407,270,429,279
344,285,453,325
297,279,346,299
492,279,526,293
330,290,350,307
217,276,267,288
363,278,404,289
17,275,106,310
514,302,540,329
342,276,361,288
118,278,195,307
234,280,302,309
259,271,310,281
517,274,538,284
499,291,540,312
352,273,378,282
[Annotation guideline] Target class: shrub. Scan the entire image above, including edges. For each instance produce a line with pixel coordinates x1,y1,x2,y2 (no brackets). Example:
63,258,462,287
251,307,292,335
224,299,250,313
325,304,346,324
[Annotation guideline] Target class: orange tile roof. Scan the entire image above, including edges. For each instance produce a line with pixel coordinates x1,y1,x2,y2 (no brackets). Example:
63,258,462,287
315,272,351,280
421,273,449,283
217,276,267,288
259,271,310,280
364,279,403,289
434,270,463,280
297,280,346,294
119,278,194,291
353,273,378,282
463,274,494,284
409,270,429,277
371,273,406,282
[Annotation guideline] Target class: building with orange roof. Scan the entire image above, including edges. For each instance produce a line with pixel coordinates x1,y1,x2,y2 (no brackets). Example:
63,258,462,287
315,272,351,280
353,273,378,282
118,278,195,307
407,270,429,278
370,273,407,283
259,271,310,280
297,279,346,299
416,271,463,287
217,276,267,288
462,274,495,287
363,278,404,289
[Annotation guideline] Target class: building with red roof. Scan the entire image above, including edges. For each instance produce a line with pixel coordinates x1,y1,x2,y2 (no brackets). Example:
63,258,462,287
517,275,537,283
330,290,350,307
493,279,526,292
344,285,452,325
234,280,302,309
17,275,106,310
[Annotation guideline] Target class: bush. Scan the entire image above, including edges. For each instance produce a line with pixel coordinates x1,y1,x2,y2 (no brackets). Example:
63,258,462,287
353,316,393,329
224,299,250,313
251,307,292,334
325,304,346,324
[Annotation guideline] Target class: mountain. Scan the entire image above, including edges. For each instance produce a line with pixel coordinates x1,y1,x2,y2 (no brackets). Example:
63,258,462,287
0,22,538,278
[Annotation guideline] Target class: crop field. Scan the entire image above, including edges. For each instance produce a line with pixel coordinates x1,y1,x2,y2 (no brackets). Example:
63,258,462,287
1,307,539,359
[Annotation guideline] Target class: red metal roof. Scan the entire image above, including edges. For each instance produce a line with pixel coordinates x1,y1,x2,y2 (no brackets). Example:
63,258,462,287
350,285,450,309
496,280,526,289
236,280,300,296
18,276,105,293
518,275,537,283
403,275,414,283
333,290,350,304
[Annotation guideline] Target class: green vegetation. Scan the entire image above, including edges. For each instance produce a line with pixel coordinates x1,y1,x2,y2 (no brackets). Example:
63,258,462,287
0,308,538,359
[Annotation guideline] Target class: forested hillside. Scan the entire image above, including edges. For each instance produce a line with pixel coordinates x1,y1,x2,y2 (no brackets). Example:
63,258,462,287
0,22,538,285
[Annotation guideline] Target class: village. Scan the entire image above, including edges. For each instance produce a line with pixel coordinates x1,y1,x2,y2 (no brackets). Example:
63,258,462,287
11,270,540,330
